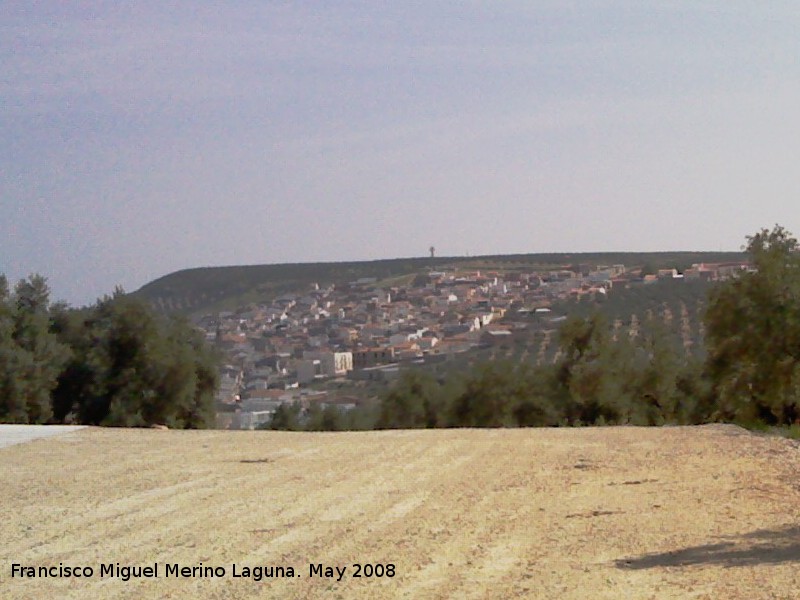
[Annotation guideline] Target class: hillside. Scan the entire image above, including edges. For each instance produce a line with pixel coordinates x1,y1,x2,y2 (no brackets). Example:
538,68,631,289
131,252,746,315
3,426,799,599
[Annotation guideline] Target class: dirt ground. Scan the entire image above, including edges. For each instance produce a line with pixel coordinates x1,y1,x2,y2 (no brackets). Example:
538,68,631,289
2,425,799,599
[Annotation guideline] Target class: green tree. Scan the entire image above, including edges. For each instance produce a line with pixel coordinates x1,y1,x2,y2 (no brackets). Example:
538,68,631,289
554,313,625,424
450,361,526,427
305,402,324,431
627,318,684,425
49,304,95,422
509,365,560,427
0,275,218,428
0,275,23,421
0,275,70,423
269,401,302,430
342,402,380,430
51,290,218,428
705,225,800,425
320,403,345,431
640,262,657,277
377,371,443,429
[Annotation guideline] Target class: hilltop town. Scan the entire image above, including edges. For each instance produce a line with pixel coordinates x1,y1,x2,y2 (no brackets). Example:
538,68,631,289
202,261,751,429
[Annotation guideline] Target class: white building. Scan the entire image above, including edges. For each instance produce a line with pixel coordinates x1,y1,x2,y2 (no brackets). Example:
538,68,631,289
303,351,353,376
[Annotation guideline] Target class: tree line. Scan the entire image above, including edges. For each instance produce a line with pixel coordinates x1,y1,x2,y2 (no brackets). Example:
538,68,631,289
0,277,218,428
373,312,709,430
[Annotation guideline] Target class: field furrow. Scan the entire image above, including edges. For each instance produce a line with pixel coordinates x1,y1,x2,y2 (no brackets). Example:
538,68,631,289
2,426,799,599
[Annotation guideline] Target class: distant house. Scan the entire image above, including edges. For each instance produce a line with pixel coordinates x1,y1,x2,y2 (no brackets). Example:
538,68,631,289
480,328,512,346
442,323,472,337
474,311,494,327
392,342,422,360
657,268,681,279
348,363,401,382
432,338,474,355
234,410,273,430
264,308,287,322
359,325,387,343
302,351,353,378
353,347,395,368
417,334,439,351
244,389,292,401
241,398,284,413
245,378,270,391
295,359,320,384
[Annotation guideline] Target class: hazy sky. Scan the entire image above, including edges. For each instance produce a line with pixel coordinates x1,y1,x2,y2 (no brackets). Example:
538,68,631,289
3,2,800,305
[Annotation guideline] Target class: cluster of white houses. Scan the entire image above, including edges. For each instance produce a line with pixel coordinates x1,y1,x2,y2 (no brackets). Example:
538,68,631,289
202,261,750,429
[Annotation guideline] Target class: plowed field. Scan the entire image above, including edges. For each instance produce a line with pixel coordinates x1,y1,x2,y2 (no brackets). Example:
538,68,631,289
2,425,799,599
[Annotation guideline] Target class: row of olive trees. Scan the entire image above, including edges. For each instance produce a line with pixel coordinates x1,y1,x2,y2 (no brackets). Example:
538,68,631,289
0,275,219,428
372,224,800,431
374,313,708,430
263,400,378,432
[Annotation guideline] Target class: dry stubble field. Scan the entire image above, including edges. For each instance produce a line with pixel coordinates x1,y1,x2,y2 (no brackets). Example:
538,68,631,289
2,425,800,599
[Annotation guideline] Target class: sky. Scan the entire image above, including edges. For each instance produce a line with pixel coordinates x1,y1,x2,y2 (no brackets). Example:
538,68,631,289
3,2,800,306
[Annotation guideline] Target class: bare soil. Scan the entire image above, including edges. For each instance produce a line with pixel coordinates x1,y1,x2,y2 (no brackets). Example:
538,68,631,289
2,425,799,599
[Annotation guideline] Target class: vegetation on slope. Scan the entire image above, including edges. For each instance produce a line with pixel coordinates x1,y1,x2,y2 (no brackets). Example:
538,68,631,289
132,251,746,316
0,278,219,427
